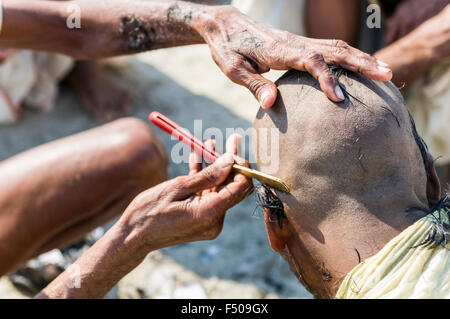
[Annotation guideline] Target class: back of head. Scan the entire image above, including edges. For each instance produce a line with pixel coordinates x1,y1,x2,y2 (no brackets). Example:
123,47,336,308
253,69,429,222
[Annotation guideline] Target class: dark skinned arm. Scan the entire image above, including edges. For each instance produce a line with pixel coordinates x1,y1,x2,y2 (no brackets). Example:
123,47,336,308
0,0,391,108
375,3,450,89
35,148,253,299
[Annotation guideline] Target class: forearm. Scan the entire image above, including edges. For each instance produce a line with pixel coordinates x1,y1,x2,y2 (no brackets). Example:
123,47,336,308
375,10,450,88
35,221,147,299
0,0,208,59
374,37,435,88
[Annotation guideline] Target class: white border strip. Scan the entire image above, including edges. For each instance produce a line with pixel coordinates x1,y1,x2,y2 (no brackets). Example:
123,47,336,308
0,0,3,35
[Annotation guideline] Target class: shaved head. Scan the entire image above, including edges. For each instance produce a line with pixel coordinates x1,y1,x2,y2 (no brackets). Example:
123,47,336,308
254,69,429,221
252,69,439,297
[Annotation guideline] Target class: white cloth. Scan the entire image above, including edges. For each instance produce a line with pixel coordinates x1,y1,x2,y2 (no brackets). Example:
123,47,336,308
232,0,306,35
0,51,74,124
336,208,450,299
406,59,450,165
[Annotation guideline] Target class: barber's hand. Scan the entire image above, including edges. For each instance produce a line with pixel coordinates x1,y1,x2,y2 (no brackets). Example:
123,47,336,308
385,0,449,45
119,135,253,253
199,6,392,109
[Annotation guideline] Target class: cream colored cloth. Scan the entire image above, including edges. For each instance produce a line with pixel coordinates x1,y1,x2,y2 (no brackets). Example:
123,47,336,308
232,0,306,35
0,51,74,124
336,207,449,299
406,59,450,165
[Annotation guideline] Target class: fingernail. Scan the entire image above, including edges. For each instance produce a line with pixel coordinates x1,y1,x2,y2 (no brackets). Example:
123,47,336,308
335,85,345,100
377,59,389,67
377,65,391,73
260,91,272,109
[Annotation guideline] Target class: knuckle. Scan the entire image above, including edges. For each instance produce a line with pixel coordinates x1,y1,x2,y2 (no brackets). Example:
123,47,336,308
361,52,376,64
172,176,189,194
332,39,349,49
330,40,350,58
178,199,191,214
223,58,243,78
200,167,218,184
303,51,326,74
247,77,266,95
306,51,325,64
320,70,336,84
175,175,189,186
267,39,281,53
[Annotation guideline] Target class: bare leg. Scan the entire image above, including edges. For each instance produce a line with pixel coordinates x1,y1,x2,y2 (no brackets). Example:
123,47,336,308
0,118,168,275
66,61,133,121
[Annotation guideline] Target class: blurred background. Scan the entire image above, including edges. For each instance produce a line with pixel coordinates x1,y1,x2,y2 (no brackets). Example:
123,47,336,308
0,0,448,299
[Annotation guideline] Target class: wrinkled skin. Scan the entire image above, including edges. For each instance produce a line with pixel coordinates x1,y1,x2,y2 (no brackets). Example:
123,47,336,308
305,0,450,203
253,70,441,298
199,5,391,108
0,116,252,298
34,134,252,298
0,118,168,275
0,0,391,108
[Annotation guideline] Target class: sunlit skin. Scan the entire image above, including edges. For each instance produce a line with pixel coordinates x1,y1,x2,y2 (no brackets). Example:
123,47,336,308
0,0,397,298
34,134,253,298
0,0,392,108
306,0,449,89
0,118,168,276
305,0,450,230
253,70,441,298
0,120,252,298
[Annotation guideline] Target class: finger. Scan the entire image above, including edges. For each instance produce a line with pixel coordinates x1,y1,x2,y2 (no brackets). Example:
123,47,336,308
321,40,392,82
295,53,345,102
226,134,242,157
203,175,254,214
227,59,278,110
179,153,235,197
225,134,249,166
189,150,202,175
204,139,216,165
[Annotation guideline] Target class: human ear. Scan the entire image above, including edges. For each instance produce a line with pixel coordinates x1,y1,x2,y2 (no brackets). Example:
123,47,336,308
426,153,441,205
263,207,292,252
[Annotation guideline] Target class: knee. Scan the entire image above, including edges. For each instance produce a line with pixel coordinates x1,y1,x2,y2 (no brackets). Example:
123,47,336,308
107,117,169,188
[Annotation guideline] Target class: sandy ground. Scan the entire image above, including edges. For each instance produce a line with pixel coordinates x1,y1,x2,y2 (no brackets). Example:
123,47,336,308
0,45,312,299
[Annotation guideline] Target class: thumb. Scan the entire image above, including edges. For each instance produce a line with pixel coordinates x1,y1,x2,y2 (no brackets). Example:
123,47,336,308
244,72,278,110
227,61,278,109
183,153,235,194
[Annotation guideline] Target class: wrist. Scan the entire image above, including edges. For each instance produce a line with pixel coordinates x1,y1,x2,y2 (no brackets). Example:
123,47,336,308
115,197,168,259
112,214,152,262
190,3,233,40
168,1,212,41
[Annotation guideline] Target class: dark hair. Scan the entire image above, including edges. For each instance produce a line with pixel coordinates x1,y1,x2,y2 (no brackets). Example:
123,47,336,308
331,67,430,178
416,195,450,249
256,68,433,229
256,184,285,228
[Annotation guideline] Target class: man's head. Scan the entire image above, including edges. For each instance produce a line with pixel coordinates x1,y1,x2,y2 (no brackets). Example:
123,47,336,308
252,69,441,297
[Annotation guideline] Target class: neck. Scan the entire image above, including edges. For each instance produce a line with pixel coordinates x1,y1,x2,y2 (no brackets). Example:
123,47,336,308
285,197,428,298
